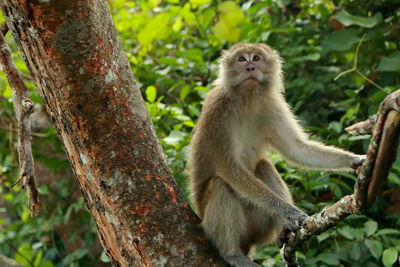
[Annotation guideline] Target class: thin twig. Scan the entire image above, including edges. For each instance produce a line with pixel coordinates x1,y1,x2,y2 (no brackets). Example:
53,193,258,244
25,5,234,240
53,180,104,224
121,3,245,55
0,29,40,216
334,35,385,92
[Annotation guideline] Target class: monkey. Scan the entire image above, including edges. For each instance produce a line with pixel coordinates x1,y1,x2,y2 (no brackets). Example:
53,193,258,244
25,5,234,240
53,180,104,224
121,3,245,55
188,43,365,267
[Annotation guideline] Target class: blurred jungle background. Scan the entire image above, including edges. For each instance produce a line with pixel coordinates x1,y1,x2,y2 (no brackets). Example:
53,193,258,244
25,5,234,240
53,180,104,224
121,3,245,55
0,0,399,266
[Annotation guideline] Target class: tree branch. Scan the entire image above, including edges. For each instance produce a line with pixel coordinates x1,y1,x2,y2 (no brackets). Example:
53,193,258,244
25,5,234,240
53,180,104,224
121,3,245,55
281,89,400,266
0,26,40,216
345,114,377,136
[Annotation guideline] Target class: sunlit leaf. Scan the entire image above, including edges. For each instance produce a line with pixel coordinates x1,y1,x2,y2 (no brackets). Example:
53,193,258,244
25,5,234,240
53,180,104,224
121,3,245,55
217,1,244,26
146,85,157,103
3,84,12,98
382,248,398,267
189,0,211,5
181,3,197,25
137,13,171,46
212,1,244,42
15,243,33,266
163,130,185,145
172,17,183,32
212,20,241,42
34,250,43,266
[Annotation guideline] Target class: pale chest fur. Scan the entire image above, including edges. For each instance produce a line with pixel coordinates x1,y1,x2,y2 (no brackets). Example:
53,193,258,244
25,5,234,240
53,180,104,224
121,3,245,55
230,112,271,171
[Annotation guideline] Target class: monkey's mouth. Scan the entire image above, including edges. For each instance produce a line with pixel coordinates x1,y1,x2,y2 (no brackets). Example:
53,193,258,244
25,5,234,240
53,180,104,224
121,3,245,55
242,77,259,84
243,76,259,81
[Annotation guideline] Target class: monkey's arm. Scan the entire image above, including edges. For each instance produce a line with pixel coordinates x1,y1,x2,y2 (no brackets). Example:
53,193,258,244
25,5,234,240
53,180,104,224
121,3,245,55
213,142,307,230
269,102,364,171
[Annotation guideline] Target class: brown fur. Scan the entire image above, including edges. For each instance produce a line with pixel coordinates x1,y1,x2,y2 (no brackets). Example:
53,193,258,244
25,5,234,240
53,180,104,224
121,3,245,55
188,43,364,267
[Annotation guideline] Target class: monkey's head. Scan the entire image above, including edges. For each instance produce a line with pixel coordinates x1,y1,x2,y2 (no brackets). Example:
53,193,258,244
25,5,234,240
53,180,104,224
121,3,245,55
215,43,283,94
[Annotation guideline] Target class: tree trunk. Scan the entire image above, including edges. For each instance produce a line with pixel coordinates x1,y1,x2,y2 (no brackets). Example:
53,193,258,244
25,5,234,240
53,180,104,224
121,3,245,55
1,0,224,266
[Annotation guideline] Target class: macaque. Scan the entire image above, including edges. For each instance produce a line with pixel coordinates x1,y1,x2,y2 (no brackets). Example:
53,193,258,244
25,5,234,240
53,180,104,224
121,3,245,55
188,43,365,267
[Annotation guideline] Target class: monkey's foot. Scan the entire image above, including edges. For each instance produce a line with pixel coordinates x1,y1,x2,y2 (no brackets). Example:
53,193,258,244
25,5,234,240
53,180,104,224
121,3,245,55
225,255,259,267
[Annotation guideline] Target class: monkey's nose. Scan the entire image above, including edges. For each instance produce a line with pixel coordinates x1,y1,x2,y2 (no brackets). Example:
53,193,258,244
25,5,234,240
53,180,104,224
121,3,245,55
246,67,255,71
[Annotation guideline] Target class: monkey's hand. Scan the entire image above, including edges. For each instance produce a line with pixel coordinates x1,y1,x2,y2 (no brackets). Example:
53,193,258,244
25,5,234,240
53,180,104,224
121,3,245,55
351,155,367,171
283,206,309,231
276,206,309,248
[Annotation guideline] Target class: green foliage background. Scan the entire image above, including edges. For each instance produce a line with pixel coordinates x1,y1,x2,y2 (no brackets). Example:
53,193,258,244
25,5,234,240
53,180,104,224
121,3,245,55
1,0,400,266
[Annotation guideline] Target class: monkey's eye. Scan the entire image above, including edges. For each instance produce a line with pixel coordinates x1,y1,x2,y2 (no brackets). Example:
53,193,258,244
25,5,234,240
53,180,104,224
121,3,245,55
253,55,261,61
238,56,247,62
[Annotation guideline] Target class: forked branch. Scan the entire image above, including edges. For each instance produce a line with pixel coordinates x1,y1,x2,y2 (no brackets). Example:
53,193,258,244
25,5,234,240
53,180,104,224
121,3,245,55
281,89,400,266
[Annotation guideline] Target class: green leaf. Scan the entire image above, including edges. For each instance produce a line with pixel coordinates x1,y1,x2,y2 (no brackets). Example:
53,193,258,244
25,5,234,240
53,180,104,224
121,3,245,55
350,243,361,260
337,226,355,240
180,85,191,101
63,249,89,265
318,253,340,265
15,243,33,266
365,239,383,259
217,1,244,26
376,229,400,236
137,13,171,46
322,29,361,53
3,84,12,98
41,259,54,267
145,85,157,103
33,250,43,266
163,130,185,145
100,251,110,263
38,185,49,195
328,121,342,133
212,20,240,42
377,52,400,72
189,0,211,5
172,16,182,32
317,231,330,242
181,3,196,25
333,10,381,28
382,248,398,267
364,220,378,236
212,1,244,42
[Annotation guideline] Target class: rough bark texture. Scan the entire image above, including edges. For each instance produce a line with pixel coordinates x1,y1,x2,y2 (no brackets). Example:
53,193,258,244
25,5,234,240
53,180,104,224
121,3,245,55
1,1,224,266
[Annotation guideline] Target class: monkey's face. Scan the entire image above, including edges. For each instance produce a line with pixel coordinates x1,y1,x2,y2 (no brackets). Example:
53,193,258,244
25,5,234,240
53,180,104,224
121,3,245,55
231,52,266,89
217,43,282,93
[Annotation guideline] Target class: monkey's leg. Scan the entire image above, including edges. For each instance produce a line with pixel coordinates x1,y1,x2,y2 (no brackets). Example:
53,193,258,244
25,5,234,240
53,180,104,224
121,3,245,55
202,177,259,267
255,159,292,202
243,159,294,246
